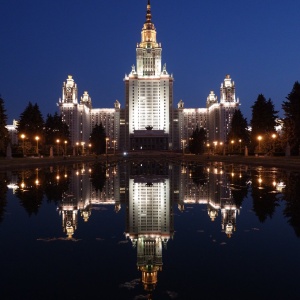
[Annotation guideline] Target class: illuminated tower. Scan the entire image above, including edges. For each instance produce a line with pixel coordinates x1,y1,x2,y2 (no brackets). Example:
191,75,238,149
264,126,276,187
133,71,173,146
219,75,240,142
207,75,240,142
124,0,174,150
58,75,92,145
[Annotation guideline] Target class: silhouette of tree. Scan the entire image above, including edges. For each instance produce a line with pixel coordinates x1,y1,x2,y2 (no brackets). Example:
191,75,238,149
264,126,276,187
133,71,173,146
0,97,9,156
17,102,45,154
250,94,278,152
227,110,250,150
282,82,300,155
89,123,106,155
17,102,44,138
189,126,206,154
44,112,70,145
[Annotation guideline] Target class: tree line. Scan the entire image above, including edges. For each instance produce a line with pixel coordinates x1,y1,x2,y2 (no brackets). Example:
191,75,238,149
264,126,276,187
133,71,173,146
189,81,300,155
0,101,107,156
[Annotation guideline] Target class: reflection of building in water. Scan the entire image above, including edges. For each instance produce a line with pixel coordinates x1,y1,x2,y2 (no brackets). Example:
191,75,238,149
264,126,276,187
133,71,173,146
125,162,173,294
58,164,120,238
179,164,240,237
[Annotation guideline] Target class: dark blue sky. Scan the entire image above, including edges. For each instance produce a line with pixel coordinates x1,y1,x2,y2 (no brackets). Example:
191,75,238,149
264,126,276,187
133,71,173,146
1,0,300,123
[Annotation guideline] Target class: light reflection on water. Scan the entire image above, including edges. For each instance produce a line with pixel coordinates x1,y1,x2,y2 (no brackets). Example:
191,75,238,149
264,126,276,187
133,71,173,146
0,160,300,300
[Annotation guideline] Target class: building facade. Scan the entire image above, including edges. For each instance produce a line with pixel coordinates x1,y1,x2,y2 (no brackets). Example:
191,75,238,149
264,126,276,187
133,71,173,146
57,1,240,151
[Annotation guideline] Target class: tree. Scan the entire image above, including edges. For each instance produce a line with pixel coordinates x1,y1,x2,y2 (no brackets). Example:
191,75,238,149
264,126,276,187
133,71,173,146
282,82,300,155
250,94,278,152
17,102,45,153
89,123,106,155
227,109,250,151
189,125,207,154
0,97,9,156
44,112,70,145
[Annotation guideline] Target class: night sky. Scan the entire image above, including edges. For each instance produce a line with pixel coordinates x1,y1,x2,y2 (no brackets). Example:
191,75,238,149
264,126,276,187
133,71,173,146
1,0,300,124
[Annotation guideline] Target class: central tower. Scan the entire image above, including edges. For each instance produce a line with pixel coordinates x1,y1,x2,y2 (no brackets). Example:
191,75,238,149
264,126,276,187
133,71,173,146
124,0,174,150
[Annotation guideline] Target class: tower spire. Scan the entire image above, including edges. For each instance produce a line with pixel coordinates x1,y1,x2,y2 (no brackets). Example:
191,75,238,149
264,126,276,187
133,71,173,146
145,0,152,25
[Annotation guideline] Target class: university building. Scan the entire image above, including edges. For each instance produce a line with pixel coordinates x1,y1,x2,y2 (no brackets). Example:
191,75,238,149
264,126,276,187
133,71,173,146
58,1,240,151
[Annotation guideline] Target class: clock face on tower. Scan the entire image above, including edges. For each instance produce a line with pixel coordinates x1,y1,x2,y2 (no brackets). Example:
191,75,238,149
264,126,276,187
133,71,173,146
66,87,71,92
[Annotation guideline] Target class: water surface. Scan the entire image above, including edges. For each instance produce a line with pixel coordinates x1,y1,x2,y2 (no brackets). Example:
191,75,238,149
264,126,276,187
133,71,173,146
0,160,299,300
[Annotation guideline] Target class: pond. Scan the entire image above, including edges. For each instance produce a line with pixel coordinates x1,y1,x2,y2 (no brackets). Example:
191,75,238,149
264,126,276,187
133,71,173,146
0,160,300,300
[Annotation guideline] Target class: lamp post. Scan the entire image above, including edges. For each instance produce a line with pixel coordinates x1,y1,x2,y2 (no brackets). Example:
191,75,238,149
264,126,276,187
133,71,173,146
272,134,276,153
106,138,109,155
239,139,242,153
64,141,67,156
76,142,79,155
257,136,262,153
88,143,92,155
21,134,25,156
56,139,60,156
81,142,85,154
113,140,116,155
181,139,186,155
231,140,234,153
213,141,217,155
35,136,39,155
220,142,224,155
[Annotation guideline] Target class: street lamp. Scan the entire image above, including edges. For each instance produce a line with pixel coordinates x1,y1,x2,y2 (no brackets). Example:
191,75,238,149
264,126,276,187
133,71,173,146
88,143,92,155
257,136,262,153
272,134,276,153
35,136,39,155
106,138,109,155
181,139,186,154
220,142,224,155
76,142,79,155
64,140,67,155
113,140,116,155
231,140,234,153
239,139,242,153
56,139,60,156
81,142,85,154
21,134,26,156
213,141,217,154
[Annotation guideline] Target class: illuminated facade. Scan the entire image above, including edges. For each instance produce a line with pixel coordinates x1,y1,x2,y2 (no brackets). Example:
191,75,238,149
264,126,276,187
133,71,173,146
57,1,240,150
58,76,120,150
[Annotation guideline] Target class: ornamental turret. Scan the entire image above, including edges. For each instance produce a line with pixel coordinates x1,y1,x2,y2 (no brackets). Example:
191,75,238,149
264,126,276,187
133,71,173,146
220,74,238,103
61,75,78,104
